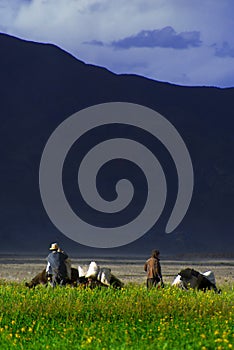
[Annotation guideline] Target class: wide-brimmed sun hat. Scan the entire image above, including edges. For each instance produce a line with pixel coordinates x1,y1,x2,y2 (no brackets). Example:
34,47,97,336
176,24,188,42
49,242,59,250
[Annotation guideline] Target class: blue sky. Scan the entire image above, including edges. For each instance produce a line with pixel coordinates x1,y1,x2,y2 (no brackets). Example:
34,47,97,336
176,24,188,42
1,0,234,87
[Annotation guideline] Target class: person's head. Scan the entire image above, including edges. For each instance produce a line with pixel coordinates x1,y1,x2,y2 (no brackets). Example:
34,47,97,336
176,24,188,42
151,249,160,258
49,242,59,251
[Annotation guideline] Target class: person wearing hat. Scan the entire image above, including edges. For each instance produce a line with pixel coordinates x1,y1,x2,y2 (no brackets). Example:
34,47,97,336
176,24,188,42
46,242,69,287
144,249,164,290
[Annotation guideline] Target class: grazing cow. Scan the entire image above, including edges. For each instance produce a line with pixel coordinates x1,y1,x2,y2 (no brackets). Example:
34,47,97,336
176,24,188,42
25,267,78,288
79,262,124,289
77,272,124,289
172,268,220,292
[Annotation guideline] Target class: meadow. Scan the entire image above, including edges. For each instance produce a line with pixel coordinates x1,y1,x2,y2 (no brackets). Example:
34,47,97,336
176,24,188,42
0,258,233,349
0,279,233,349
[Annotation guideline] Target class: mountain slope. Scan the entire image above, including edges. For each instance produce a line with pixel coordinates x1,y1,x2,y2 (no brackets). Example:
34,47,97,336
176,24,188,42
0,33,233,256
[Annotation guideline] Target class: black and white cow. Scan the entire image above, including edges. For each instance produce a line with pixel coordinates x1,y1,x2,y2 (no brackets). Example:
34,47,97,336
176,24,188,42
172,268,220,292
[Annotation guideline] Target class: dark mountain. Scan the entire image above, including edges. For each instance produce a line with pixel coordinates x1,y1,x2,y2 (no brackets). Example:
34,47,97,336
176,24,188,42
0,33,233,257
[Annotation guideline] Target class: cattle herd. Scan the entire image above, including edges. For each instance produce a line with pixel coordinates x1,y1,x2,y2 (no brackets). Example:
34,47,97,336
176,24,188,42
25,262,221,293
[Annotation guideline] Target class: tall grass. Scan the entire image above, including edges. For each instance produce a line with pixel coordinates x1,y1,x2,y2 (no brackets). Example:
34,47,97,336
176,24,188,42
0,281,233,349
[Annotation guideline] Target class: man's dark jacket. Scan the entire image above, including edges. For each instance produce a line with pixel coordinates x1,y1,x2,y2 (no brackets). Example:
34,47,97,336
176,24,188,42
47,251,68,278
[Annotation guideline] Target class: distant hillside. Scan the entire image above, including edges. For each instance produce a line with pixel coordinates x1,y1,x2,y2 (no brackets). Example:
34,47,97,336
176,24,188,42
0,33,233,256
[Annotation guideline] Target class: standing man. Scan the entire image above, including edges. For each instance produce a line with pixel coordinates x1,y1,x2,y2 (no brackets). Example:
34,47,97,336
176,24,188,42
144,249,164,290
46,242,69,287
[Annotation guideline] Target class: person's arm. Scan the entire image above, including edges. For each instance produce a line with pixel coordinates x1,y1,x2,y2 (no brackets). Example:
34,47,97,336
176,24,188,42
157,260,164,286
144,262,148,272
157,262,162,279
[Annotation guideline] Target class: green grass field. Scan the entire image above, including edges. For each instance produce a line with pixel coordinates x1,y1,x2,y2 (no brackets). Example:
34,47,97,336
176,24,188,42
0,281,233,350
